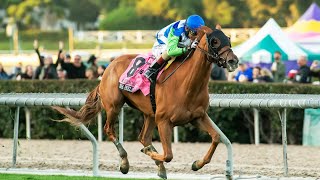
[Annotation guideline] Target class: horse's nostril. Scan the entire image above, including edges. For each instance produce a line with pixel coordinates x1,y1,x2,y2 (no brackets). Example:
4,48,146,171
228,59,237,65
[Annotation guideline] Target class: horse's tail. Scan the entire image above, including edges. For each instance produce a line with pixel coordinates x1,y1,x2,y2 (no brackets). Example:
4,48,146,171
52,85,102,126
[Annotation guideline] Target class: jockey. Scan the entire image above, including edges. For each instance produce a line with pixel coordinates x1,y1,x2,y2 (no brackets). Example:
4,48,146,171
144,14,205,81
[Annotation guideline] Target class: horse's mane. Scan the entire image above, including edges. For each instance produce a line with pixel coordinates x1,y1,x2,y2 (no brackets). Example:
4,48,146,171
197,26,213,41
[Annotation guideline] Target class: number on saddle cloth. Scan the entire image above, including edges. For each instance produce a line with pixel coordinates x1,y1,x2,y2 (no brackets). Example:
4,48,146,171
118,54,156,96
126,57,146,77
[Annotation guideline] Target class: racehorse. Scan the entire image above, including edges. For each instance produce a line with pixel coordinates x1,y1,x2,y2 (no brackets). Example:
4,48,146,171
53,25,238,179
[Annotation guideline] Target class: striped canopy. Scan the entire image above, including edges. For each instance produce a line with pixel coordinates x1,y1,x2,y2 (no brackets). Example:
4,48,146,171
286,2,320,53
234,18,313,64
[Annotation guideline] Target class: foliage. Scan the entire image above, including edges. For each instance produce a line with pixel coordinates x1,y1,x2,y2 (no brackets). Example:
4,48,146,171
1,80,319,145
99,7,170,30
136,0,169,17
5,0,66,29
2,0,320,30
67,0,99,29
202,0,235,26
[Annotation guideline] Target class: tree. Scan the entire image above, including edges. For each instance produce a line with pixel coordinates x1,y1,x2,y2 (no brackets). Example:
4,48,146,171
167,0,204,20
89,0,120,14
99,6,169,30
136,0,169,17
67,0,100,30
202,0,235,27
6,0,66,29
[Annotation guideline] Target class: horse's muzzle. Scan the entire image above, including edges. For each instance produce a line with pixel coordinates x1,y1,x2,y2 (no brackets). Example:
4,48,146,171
226,59,238,72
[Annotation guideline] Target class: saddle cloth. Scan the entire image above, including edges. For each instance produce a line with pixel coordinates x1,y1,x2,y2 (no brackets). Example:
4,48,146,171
119,53,160,96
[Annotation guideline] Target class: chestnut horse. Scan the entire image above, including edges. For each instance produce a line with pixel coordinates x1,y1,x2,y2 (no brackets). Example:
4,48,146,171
53,26,238,179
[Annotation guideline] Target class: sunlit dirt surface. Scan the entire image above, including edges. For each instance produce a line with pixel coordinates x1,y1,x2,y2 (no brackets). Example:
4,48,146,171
1,139,319,178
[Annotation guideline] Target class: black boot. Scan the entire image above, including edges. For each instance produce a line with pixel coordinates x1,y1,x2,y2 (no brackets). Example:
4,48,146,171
144,57,165,82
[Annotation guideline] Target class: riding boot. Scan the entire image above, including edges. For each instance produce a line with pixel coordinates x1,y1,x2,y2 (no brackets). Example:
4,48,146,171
144,56,165,82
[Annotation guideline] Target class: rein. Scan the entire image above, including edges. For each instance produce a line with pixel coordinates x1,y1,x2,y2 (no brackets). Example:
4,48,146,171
160,49,195,84
160,32,232,83
197,43,233,66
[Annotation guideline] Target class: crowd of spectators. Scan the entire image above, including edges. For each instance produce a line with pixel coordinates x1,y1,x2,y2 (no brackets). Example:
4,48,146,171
210,51,320,85
1,45,320,85
0,41,109,81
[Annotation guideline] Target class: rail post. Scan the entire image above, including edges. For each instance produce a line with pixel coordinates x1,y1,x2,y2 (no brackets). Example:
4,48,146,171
12,106,20,167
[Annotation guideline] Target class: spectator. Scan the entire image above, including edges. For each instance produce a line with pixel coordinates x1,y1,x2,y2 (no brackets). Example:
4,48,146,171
252,66,261,83
57,68,67,80
85,68,95,80
0,63,9,80
97,65,106,80
310,60,320,81
34,40,58,80
17,65,34,80
271,51,286,83
234,63,253,82
295,56,311,83
258,68,274,83
87,54,98,77
65,54,71,63
9,62,22,79
285,69,298,84
34,55,58,80
210,64,227,81
57,54,86,79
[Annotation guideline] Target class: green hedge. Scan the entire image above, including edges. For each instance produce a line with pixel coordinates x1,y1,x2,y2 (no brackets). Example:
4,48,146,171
1,80,319,144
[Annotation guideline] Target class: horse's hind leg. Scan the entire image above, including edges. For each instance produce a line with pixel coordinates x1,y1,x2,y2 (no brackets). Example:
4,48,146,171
139,115,167,179
191,113,220,171
102,94,129,174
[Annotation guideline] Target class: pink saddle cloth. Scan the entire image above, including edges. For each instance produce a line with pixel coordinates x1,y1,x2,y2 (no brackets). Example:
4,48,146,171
119,53,162,96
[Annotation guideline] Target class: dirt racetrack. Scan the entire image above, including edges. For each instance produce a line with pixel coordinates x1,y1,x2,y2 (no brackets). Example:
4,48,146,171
0,139,320,178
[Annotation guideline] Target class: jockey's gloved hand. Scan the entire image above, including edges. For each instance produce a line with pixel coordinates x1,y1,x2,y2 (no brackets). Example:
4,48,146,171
190,40,198,49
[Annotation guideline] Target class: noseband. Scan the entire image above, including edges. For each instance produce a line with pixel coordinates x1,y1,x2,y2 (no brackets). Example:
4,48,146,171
196,34,233,68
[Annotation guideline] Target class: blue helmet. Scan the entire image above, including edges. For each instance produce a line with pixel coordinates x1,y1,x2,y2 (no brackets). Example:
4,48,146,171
186,15,205,31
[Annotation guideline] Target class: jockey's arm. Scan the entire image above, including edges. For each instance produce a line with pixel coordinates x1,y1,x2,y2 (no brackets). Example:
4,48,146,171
166,28,187,57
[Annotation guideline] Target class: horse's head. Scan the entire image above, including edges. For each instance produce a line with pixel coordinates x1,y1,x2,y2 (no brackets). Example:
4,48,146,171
196,26,239,72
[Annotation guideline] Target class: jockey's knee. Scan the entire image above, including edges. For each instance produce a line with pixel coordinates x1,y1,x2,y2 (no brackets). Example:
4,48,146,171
164,154,173,162
161,51,170,61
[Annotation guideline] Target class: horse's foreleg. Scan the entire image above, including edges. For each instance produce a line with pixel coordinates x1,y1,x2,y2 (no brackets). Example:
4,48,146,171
191,114,220,171
148,121,173,163
139,115,166,179
104,107,129,174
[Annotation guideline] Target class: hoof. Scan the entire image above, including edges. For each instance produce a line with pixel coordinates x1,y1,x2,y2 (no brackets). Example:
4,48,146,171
191,160,200,171
157,164,167,179
226,175,233,180
119,157,129,174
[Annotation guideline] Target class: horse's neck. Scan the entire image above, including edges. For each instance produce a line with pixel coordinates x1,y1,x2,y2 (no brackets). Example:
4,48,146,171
180,50,212,94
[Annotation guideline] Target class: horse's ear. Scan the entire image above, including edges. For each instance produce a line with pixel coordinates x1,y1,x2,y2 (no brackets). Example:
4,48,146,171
215,24,222,30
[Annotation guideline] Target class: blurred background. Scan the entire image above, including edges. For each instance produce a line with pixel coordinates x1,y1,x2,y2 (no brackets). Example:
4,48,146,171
1,0,320,71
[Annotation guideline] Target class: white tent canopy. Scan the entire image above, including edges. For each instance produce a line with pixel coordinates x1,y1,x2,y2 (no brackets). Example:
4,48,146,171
234,18,307,63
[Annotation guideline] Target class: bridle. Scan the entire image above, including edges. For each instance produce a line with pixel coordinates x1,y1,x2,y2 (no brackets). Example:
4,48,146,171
196,34,233,68
160,30,234,83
